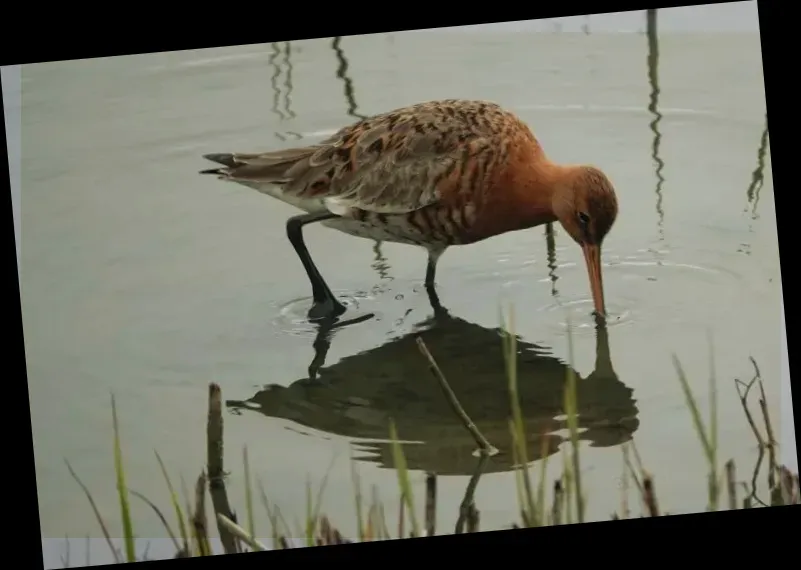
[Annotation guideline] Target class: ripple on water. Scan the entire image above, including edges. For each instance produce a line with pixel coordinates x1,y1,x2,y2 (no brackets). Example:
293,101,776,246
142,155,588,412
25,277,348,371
535,250,749,337
537,297,635,338
270,290,380,339
458,241,572,286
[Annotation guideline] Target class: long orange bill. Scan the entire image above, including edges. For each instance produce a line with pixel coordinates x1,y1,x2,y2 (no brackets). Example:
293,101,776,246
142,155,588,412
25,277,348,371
581,243,606,319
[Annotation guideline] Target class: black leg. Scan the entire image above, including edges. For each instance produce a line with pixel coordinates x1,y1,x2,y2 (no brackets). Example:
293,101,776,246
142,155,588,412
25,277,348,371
286,211,347,321
425,256,437,289
424,248,446,316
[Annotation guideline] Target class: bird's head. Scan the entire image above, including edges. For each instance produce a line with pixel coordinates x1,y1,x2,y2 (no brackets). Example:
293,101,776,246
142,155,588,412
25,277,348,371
551,165,619,318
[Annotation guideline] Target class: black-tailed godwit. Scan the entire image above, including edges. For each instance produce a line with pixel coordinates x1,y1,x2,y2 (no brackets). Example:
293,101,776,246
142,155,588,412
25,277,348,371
200,99,618,321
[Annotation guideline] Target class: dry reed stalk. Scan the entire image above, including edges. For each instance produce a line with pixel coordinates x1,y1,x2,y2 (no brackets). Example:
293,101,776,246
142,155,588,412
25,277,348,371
192,473,212,556
551,480,563,525
425,473,437,536
216,514,267,551
466,504,480,533
725,460,737,510
642,474,660,517
416,337,498,457
455,454,489,534
207,383,240,554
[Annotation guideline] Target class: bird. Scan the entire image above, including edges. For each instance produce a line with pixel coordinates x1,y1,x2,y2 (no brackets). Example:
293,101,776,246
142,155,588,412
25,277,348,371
200,98,619,323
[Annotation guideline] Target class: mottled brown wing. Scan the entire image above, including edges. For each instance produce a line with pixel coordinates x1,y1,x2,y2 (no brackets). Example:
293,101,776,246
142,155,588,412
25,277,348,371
206,100,514,215
294,120,491,214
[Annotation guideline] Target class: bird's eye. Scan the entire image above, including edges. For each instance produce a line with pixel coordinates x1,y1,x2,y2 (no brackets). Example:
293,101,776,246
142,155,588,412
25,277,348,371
577,212,591,226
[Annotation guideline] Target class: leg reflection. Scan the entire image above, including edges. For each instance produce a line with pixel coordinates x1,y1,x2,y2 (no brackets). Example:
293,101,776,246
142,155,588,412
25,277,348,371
307,312,375,381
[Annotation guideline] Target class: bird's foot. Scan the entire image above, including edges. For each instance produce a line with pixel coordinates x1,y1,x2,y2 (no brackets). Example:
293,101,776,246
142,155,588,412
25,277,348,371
307,297,348,322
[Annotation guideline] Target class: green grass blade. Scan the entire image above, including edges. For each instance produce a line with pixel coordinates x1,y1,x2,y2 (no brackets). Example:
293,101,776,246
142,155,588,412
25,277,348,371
501,305,537,525
508,419,527,525
179,475,202,556
561,449,573,525
707,332,719,510
537,431,551,525
672,354,718,510
154,451,189,554
65,459,120,563
305,477,313,546
128,489,181,553
349,452,365,541
243,446,255,539
307,453,337,545
110,395,136,562
256,478,279,548
388,420,420,537
564,321,584,523
672,355,712,460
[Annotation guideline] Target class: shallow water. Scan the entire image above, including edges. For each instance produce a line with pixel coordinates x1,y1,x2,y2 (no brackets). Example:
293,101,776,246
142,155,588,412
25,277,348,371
22,20,779,540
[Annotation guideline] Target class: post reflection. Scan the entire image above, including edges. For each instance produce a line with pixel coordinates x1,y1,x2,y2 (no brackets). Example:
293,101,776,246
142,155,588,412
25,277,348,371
268,42,301,142
646,9,666,244
544,223,560,299
331,36,367,121
282,42,296,120
746,117,769,220
331,35,392,284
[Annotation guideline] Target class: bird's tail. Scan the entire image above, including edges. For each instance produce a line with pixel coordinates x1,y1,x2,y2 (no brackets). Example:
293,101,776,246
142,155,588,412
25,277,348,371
199,147,321,184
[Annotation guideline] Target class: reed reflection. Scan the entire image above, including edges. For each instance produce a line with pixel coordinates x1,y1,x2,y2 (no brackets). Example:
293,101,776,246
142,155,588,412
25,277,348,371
227,310,639,476
332,36,367,122
646,9,666,244
283,42,296,121
544,223,560,299
746,117,769,220
268,43,284,121
331,35,392,284
268,42,301,142
371,240,392,283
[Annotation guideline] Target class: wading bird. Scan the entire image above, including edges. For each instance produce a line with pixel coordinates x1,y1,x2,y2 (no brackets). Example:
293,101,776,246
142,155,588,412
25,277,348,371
200,99,619,322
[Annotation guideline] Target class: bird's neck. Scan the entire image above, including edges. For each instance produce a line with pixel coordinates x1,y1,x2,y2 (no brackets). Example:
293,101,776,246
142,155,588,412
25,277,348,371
464,156,574,240
502,160,575,230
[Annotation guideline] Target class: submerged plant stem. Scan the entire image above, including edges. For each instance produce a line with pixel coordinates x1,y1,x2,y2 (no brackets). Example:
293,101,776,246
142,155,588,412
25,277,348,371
455,454,488,534
416,337,498,457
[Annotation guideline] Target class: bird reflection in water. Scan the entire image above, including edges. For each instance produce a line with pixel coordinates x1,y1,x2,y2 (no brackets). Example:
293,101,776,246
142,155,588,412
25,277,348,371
227,309,639,476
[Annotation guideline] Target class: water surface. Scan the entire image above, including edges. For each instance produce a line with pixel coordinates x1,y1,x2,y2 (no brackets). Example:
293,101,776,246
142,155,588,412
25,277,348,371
22,22,778,539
